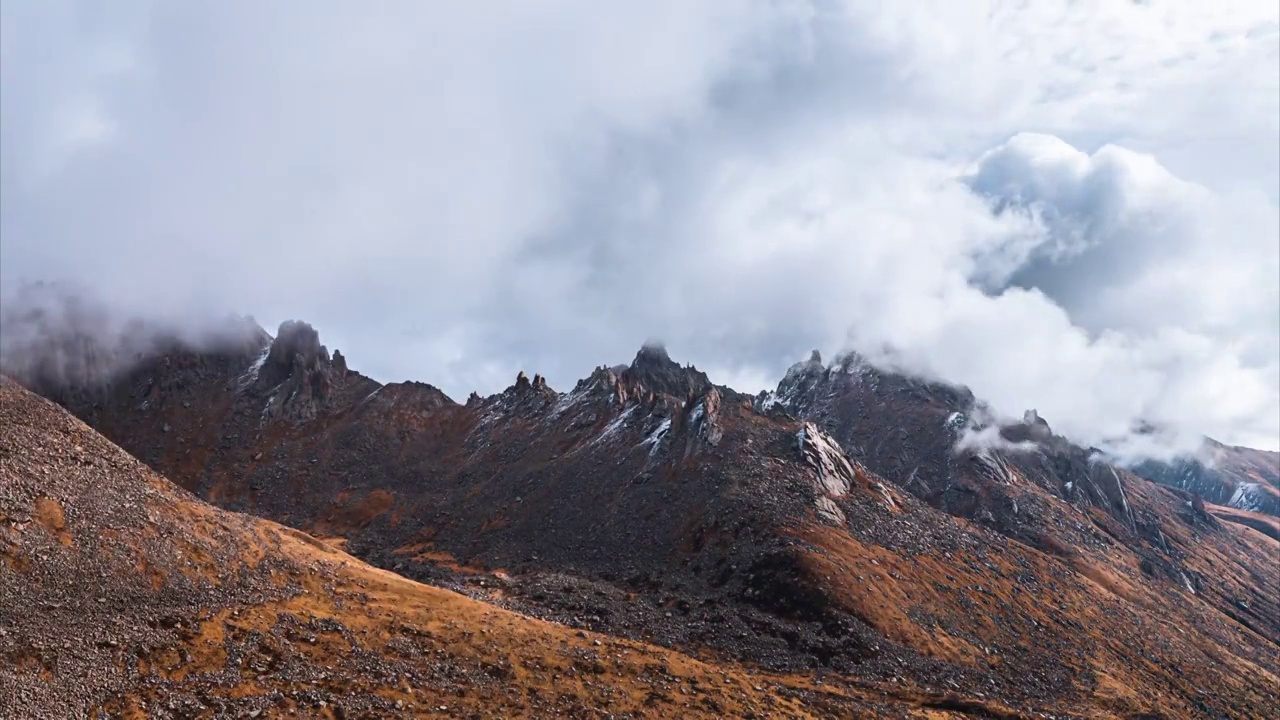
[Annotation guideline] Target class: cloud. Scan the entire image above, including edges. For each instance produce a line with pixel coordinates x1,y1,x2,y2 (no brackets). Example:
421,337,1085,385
2,1,1277,455
954,134,1280,455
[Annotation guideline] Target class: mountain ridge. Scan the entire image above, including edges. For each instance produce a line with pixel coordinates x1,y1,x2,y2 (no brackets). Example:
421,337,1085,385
5,375,961,718
5,313,1280,718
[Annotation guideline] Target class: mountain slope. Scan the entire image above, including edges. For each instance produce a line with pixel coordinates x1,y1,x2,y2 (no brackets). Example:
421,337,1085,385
10,320,1280,719
1,377,944,719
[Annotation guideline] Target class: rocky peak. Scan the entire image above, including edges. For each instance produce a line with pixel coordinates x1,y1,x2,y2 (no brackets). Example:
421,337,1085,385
391,380,457,411
575,365,620,394
504,371,557,407
256,321,347,424
760,350,838,417
265,321,328,374
621,342,712,400
512,371,552,393
633,340,672,366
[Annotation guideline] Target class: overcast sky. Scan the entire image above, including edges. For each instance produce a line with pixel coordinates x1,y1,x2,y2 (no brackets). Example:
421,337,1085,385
2,1,1277,456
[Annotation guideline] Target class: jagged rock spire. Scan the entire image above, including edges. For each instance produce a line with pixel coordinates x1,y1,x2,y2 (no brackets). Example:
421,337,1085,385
507,370,555,401
631,340,673,368
623,341,711,400
255,321,349,424
266,320,328,372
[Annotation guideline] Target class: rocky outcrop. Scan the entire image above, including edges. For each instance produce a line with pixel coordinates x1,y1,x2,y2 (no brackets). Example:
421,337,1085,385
255,321,350,424
1000,409,1054,444
796,422,853,524
622,342,712,400
796,422,897,524
502,371,558,411
680,387,723,457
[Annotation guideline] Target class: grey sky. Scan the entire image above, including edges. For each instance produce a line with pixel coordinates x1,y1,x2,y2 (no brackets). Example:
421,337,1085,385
2,1,1278,455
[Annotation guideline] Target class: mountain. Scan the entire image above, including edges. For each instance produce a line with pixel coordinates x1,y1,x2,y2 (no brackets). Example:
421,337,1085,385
7,316,1280,719
758,350,1280,527
1131,439,1280,517
2,377,945,719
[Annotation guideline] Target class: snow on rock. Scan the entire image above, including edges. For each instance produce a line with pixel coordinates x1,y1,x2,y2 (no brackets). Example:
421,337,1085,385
355,384,389,410
238,345,271,390
1228,482,1265,512
549,387,588,418
592,404,637,446
1179,571,1197,595
688,401,705,428
640,418,672,456
972,450,1016,485
682,389,724,457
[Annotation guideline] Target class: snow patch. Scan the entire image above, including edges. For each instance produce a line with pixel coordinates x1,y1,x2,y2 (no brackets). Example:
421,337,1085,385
358,385,386,407
640,418,672,456
476,406,505,428
260,388,279,423
688,401,705,428
1107,466,1131,519
550,387,587,418
1179,572,1197,595
238,345,271,390
1228,482,1264,512
593,404,636,445
972,449,1015,484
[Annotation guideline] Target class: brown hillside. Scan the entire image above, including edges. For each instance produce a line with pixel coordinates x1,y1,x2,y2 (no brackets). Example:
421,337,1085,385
1,377,973,719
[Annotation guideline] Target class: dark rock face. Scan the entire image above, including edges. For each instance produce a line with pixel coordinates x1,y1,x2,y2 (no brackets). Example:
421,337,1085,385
253,321,348,423
621,342,712,400
757,352,1153,540
1000,409,1053,444
264,320,325,375
1132,441,1280,517
6,321,1280,719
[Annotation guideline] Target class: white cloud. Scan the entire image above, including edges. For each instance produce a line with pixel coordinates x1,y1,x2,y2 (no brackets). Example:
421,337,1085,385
1,1,1277,454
